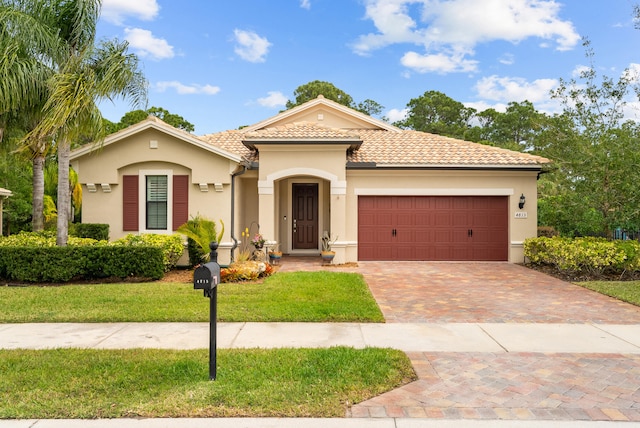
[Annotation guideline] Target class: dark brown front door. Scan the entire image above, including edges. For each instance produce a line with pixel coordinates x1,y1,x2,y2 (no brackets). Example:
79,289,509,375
293,183,318,250
358,196,508,261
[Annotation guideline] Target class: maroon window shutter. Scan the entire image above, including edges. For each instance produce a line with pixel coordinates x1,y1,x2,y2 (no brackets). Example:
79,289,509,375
173,175,189,230
123,175,139,231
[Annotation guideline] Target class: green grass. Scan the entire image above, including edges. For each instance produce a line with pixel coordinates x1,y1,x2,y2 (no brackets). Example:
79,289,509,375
0,271,384,323
0,347,415,418
577,280,640,306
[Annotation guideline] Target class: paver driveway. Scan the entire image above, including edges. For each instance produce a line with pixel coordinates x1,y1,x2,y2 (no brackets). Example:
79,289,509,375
280,257,640,421
359,261,640,323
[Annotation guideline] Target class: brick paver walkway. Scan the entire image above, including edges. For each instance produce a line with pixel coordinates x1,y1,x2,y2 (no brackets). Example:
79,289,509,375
351,352,640,421
277,256,640,422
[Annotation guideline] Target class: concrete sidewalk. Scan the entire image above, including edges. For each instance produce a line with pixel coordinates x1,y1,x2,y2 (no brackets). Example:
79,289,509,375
2,322,640,354
3,322,640,426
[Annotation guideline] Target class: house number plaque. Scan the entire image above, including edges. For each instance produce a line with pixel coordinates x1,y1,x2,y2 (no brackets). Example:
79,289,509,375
515,212,528,219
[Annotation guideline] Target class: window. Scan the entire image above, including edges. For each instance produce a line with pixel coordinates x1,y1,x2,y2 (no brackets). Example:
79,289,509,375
123,171,188,233
146,175,168,229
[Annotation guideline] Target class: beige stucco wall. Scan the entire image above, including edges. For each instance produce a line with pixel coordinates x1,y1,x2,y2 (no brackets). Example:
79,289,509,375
71,129,239,265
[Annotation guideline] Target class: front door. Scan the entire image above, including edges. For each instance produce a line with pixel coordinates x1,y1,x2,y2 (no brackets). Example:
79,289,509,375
292,183,318,250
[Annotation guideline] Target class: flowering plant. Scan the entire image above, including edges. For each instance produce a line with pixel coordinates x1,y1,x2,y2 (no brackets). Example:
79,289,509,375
251,233,265,248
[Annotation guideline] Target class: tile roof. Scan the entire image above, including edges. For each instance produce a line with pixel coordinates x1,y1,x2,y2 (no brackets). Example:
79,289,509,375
198,121,550,168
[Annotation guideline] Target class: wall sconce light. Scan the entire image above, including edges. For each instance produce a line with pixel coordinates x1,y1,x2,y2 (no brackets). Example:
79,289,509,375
518,194,526,209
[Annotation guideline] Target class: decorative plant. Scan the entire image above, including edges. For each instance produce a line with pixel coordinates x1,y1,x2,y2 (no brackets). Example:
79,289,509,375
177,215,224,264
251,233,265,249
321,231,337,253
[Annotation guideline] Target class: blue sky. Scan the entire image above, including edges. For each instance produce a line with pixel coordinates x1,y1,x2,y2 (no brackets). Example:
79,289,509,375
96,0,640,135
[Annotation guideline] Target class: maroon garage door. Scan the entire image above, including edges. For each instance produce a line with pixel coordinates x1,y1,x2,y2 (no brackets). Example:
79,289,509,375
358,196,508,261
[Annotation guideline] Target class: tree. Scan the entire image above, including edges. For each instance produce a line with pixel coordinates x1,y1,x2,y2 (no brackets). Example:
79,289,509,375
285,80,386,118
0,0,63,232
539,40,640,236
6,0,147,246
113,106,195,133
286,80,354,109
397,90,476,139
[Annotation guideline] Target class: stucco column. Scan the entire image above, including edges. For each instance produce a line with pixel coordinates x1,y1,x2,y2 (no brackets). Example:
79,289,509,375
330,181,348,264
258,188,276,249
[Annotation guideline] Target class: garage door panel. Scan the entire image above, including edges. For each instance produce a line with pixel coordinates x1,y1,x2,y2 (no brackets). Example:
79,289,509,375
358,196,508,261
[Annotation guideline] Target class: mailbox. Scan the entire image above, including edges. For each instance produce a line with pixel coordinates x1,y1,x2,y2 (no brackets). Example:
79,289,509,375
194,262,220,291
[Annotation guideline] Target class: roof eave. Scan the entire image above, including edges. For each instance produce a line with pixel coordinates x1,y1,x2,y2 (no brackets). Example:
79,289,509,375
347,163,545,171
70,120,243,163
244,139,362,151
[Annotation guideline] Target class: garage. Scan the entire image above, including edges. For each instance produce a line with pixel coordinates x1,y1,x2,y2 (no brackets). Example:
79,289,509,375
358,196,508,261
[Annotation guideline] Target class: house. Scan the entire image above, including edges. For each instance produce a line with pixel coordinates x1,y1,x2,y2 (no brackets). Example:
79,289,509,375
70,95,551,265
0,187,12,235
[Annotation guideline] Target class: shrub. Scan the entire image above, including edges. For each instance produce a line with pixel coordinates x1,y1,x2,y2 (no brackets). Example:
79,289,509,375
537,226,559,238
70,223,109,241
112,234,184,272
176,215,224,266
0,246,164,282
524,236,640,276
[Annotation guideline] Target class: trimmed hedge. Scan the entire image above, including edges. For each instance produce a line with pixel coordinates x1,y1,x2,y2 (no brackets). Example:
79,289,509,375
70,223,109,241
524,236,640,275
0,246,164,282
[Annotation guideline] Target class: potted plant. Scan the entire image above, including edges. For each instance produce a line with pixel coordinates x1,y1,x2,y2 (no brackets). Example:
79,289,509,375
321,231,337,264
251,233,265,250
268,243,282,264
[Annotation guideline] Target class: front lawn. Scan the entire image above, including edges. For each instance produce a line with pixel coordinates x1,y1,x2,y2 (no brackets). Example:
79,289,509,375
577,280,640,306
0,347,415,418
0,271,384,323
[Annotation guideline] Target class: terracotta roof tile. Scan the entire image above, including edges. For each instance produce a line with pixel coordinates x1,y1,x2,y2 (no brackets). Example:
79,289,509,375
244,122,361,140
199,123,550,167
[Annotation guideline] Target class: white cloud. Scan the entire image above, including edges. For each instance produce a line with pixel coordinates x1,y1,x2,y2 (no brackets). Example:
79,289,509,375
623,63,640,83
354,0,580,74
386,108,408,122
156,81,221,95
499,53,515,65
474,75,558,103
571,64,591,78
101,0,159,25
257,91,288,108
401,50,478,73
300,0,311,9
233,29,272,63
124,28,174,60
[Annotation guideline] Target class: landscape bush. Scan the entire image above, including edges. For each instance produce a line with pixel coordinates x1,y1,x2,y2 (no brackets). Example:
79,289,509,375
70,223,109,241
0,246,164,282
0,232,185,282
524,236,640,276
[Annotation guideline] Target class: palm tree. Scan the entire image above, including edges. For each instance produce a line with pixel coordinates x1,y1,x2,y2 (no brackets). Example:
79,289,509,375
0,0,62,231
1,0,147,244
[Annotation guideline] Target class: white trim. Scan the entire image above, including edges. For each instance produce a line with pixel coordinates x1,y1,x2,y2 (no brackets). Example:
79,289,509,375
354,188,515,196
199,183,209,192
259,167,346,195
100,183,111,193
139,169,173,235
86,183,97,193
511,241,524,246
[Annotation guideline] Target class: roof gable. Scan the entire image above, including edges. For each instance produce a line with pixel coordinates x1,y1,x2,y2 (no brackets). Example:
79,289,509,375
243,95,400,133
70,116,242,163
